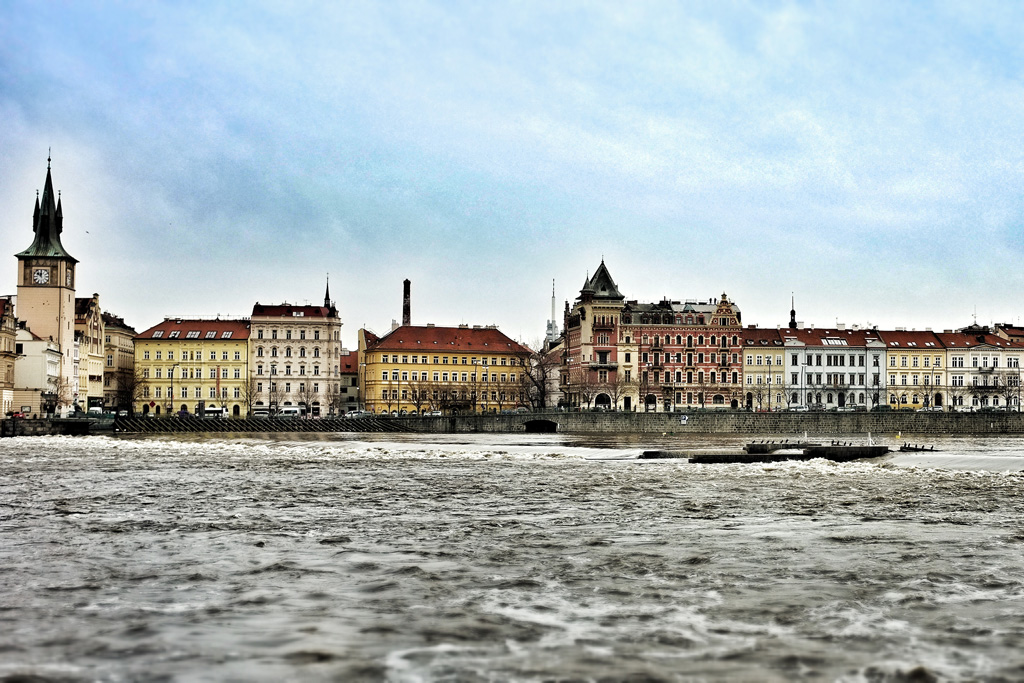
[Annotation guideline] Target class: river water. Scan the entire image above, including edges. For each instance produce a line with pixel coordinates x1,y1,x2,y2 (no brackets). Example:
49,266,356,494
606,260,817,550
3,433,1024,682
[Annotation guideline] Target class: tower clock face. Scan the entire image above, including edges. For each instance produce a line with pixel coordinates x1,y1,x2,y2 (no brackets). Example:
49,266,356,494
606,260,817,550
33,268,50,284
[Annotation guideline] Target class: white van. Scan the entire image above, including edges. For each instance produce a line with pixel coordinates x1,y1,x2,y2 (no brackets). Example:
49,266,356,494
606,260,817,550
275,406,304,419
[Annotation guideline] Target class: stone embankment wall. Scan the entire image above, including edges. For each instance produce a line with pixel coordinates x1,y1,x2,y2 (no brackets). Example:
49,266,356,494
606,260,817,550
0,418,95,437
402,411,1024,436
6,412,1023,437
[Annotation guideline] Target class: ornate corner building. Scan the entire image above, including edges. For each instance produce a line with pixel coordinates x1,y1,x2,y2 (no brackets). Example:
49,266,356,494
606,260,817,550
562,260,743,412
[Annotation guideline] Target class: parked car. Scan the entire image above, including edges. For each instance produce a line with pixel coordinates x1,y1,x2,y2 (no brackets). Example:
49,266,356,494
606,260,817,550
787,405,809,412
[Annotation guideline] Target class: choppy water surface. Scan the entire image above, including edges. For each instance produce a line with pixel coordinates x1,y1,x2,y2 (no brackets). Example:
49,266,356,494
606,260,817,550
3,433,1024,682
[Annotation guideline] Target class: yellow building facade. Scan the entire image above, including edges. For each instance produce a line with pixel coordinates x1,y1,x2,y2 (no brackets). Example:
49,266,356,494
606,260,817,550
741,328,785,411
134,318,251,417
358,324,532,415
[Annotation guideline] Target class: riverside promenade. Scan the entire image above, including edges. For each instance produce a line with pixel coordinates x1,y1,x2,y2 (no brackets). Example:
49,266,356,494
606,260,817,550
5,410,1023,436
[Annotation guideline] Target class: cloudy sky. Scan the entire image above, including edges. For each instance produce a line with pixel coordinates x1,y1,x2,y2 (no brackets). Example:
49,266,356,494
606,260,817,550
2,1,1023,348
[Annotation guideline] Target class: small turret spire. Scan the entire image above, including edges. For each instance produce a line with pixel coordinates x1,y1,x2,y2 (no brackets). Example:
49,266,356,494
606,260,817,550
789,294,797,328
324,273,331,308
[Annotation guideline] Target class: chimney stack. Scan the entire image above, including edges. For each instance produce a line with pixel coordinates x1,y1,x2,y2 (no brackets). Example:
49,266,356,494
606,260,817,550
402,279,411,326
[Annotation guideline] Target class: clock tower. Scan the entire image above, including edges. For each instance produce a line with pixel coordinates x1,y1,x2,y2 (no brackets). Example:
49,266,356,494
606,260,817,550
15,157,78,409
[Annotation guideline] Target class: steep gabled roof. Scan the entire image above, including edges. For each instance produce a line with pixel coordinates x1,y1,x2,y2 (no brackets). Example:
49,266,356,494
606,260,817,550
580,260,624,301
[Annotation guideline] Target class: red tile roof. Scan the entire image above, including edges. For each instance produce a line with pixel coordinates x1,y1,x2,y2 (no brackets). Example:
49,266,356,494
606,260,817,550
778,327,884,346
366,325,532,355
135,318,251,341
251,303,336,318
934,332,1024,350
740,327,784,346
339,350,359,373
876,329,943,349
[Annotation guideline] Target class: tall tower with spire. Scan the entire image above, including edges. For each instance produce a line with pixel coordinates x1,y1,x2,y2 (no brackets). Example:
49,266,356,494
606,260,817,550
545,279,560,345
15,156,78,411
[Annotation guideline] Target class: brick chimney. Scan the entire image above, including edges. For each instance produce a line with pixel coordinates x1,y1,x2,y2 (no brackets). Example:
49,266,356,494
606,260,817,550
402,279,411,326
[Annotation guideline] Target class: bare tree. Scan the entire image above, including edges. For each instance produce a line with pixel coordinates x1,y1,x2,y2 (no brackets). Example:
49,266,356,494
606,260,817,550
407,381,429,414
995,374,1020,411
945,381,969,412
295,381,315,418
241,373,260,417
381,385,396,415
575,369,598,410
324,382,342,417
268,379,284,415
606,372,636,412
50,376,74,416
519,350,559,410
115,367,145,416
747,381,769,411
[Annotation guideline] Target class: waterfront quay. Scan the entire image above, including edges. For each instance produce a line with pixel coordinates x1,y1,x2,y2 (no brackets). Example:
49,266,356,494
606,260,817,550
6,411,1024,437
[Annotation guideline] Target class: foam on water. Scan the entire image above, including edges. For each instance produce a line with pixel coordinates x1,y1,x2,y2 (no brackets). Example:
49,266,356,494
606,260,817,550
3,432,1024,680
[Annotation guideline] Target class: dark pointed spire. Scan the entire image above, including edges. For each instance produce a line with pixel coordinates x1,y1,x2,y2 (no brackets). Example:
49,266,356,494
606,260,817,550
16,157,77,262
789,294,797,328
324,274,331,308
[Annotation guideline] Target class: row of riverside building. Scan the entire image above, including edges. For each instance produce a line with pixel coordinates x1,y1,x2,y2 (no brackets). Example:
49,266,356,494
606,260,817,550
560,261,1024,413
3,160,1023,418
0,161,531,418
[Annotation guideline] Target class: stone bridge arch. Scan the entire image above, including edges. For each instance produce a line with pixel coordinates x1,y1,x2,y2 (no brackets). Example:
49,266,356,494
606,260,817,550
524,419,558,433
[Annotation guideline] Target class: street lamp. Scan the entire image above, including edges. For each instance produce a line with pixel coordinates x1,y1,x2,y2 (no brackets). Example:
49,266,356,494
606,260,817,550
168,363,180,417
